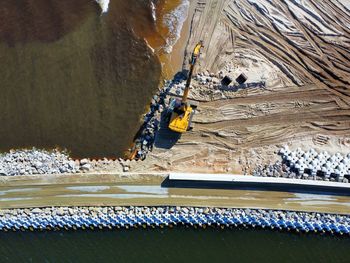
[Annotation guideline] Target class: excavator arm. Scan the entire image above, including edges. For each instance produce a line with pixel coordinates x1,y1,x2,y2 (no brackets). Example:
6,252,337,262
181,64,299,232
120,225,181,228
168,41,203,133
182,41,203,103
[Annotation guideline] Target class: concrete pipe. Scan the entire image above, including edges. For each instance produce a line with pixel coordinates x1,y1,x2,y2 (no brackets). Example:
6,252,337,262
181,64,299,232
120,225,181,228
321,165,332,176
296,159,305,165
314,164,322,171
297,152,305,158
322,151,330,159
303,152,311,159
342,158,350,165
291,157,299,164
309,149,317,158
329,155,337,163
337,163,346,170
335,153,343,160
297,165,306,175
310,169,317,177
303,157,311,164
311,159,319,166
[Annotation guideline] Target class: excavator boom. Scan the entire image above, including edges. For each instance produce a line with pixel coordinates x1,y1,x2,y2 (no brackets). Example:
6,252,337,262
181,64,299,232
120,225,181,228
168,41,203,133
182,41,203,102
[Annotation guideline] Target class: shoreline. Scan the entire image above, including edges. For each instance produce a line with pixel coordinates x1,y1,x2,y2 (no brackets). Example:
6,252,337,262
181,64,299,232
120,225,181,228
0,172,350,215
0,0,349,233
126,0,194,158
0,206,348,236
156,0,196,78
165,0,196,77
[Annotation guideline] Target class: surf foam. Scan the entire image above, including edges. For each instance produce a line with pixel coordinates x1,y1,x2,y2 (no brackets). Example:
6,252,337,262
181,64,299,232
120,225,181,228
163,0,190,54
95,0,110,14
151,1,157,22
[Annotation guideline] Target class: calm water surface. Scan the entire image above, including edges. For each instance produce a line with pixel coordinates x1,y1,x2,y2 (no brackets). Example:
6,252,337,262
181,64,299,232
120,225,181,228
0,228,349,262
0,0,164,158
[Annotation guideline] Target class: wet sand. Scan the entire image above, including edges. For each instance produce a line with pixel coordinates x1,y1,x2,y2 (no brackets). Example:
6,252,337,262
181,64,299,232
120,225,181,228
0,173,349,214
156,0,195,78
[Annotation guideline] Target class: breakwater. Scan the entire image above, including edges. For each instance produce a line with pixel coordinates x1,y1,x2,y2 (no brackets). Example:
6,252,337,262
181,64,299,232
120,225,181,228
0,206,349,235
0,148,126,175
133,76,180,160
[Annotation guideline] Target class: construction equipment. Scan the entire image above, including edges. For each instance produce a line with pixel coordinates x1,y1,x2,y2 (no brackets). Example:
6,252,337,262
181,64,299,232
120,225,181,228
236,73,248,85
221,76,232,86
168,41,203,133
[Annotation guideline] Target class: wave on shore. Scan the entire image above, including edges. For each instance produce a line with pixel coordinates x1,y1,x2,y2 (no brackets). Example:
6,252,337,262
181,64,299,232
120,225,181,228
163,0,189,53
151,1,157,22
95,0,110,13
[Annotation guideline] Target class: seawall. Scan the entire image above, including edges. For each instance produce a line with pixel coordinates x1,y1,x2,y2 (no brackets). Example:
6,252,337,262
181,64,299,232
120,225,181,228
167,173,350,196
0,206,349,236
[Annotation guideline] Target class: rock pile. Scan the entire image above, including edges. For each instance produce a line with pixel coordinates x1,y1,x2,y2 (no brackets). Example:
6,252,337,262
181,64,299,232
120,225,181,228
132,74,186,160
0,206,348,235
0,149,78,176
253,161,290,178
0,148,124,176
170,71,222,101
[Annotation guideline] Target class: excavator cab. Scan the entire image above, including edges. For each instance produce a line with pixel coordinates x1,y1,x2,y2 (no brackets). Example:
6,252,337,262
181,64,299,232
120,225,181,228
191,42,203,64
168,100,197,133
168,42,203,133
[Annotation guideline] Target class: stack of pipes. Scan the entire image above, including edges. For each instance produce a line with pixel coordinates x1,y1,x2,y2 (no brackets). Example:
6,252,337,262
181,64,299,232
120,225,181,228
279,146,350,181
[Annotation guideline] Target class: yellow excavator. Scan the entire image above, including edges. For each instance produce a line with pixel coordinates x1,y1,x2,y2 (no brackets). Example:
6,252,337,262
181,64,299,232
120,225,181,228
168,41,203,133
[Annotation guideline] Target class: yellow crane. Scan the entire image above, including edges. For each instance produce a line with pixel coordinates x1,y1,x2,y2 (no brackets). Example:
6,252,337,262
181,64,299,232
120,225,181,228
168,41,203,133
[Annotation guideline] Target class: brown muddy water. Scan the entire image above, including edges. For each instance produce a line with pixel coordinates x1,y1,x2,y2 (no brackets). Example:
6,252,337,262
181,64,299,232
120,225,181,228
0,0,182,158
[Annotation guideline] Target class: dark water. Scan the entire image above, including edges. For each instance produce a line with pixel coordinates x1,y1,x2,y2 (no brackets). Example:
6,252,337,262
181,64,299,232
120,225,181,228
0,0,162,158
0,228,349,262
